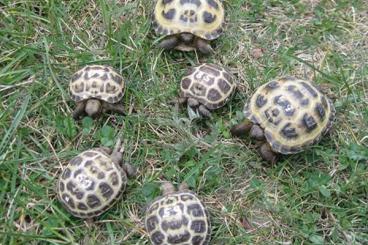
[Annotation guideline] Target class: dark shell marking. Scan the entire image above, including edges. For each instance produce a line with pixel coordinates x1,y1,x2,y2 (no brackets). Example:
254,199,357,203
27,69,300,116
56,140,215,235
203,11,216,23
207,88,221,102
62,168,72,179
180,63,236,110
163,9,176,20
191,220,207,233
192,235,205,245
187,203,204,217
87,194,101,208
99,182,114,199
180,0,201,6
168,231,191,243
78,203,88,210
151,231,165,245
161,215,189,231
69,65,125,103
57,149,126,218
243,77,335,154
146,216,160,232
145,192,210,245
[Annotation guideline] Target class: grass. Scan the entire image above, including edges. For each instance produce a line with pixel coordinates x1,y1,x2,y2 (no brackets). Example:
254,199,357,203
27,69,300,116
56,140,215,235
0,0,367,244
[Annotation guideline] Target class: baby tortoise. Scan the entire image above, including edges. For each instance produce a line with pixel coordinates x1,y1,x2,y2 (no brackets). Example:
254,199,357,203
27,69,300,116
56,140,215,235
69,65,126,120
152,0,225,54
145,182,210,245
57,140,135,218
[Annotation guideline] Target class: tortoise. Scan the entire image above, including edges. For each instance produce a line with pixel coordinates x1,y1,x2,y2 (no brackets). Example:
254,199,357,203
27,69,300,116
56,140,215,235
179,63,236,118
152,0,225,54
57,140,135,218
231,76,336,163
145,182,210,245
69,65,126,120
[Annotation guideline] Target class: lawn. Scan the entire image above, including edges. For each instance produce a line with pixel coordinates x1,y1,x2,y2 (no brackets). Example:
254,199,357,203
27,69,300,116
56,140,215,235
0,0,367,244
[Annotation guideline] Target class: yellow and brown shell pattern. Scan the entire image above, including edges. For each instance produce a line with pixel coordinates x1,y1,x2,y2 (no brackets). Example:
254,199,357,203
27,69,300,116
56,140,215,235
153,0,225,40
145,192,210,245
244,77,336,154
57,149,127,218
181,63,236,110
69,65,125,104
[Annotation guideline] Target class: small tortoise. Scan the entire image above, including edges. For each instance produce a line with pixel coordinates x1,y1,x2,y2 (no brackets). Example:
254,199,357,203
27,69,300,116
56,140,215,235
152,0,225,54
69,65,126,120
57,140,135,218
179,63,236,118
231,76,335,163
145,182,210,245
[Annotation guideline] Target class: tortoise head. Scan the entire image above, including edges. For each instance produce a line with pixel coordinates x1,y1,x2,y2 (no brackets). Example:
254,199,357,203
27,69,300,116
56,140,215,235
179,32,194,43
85,99,102,119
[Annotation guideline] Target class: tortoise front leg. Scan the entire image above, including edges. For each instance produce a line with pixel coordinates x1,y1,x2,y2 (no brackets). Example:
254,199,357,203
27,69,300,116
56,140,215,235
103,102,126,116
230,119,253,137
195,38,213,54
72,101,86,120
259,143,278,164
158,35,179,50
178,182,189,192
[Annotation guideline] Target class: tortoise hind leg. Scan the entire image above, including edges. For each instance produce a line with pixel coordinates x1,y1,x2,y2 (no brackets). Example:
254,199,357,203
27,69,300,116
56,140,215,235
259,143,278,164
158,35,179,50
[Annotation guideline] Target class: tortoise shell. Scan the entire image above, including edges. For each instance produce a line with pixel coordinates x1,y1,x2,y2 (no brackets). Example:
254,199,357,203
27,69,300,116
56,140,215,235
69,65,125,104
152,0,225,40
244,77,336,154
57,149,127,218
145,191,210,245
180,63,236,110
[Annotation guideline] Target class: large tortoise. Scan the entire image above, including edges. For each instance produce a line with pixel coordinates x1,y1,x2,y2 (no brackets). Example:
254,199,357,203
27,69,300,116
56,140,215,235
179,63,236,118
231,76,336,163
69,65,126,120
57,140,135,218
